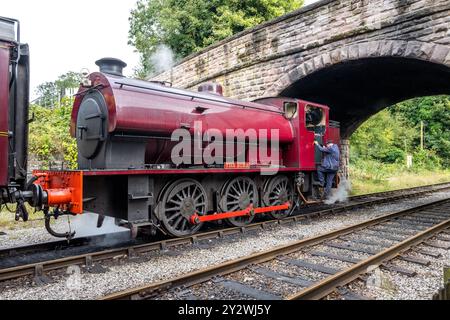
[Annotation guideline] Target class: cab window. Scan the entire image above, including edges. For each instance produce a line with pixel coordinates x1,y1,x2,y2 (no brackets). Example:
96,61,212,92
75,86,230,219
305,105,325,133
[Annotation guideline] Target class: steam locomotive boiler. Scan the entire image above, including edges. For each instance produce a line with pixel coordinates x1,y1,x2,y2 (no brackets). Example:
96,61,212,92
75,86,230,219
0,17,341,239
72,58,295,170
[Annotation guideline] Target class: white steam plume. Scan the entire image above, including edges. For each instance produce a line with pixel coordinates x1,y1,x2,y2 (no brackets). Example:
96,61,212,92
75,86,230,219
324,179,352,205
149,44,175,75
69,213,128,238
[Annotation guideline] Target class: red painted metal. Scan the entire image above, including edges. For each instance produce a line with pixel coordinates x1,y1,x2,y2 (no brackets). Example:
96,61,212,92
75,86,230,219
46,189,73,206
33,171,84,214
298,100,331,170
71,73,117,135
71,74,295,165
189,202,291,224
255,98,332,170
72,74,293,140
253,202,291,214
224,162,251,169
328,126,341,145
0,43,10,187
81,167,309,177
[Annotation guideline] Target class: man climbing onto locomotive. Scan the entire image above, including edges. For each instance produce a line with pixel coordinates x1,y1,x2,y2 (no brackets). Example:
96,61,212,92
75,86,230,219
314,140,340,200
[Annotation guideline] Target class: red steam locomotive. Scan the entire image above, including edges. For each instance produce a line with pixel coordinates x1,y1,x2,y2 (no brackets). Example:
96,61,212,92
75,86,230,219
0,17,340,238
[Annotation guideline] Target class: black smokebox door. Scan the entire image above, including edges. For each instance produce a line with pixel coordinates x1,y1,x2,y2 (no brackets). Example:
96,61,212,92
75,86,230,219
77,91,108,159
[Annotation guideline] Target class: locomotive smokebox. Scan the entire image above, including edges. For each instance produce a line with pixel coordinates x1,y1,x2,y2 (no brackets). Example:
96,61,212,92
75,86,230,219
95,58,127,76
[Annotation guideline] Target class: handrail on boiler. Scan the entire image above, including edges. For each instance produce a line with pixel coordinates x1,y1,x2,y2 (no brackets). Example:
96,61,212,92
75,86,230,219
114,81,285,115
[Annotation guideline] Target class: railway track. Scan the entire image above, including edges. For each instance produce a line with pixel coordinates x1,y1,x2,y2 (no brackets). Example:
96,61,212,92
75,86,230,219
101,197,450,300
0,182,449,284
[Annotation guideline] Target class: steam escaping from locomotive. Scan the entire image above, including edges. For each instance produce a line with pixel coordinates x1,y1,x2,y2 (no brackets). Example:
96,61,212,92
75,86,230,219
149,44,175,75
324,179,351,205
69,213,128,238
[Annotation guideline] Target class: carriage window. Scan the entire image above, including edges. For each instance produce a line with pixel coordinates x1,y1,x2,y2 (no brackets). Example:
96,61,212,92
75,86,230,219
283,102,298,119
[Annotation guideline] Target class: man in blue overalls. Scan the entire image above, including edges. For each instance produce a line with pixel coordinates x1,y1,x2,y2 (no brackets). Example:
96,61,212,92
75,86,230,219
314,140,340,199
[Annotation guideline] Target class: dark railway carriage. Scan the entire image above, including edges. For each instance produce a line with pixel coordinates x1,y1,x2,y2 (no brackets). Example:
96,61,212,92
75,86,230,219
0,17,31,222
0,17,341,239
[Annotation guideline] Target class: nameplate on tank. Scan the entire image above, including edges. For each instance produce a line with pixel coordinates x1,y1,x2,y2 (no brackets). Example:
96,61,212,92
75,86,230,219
224,162,251,169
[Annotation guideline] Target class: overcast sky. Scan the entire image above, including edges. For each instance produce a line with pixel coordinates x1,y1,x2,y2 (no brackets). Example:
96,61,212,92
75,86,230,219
3,0,320,99
3,0,140,99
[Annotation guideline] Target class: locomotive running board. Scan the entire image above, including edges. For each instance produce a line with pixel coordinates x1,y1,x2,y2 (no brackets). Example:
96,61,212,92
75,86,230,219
189,202,290,224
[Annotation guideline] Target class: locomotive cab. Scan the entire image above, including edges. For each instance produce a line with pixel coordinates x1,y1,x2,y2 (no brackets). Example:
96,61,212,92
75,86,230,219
254,97,337,168
255,97,341,197
305,104,327,164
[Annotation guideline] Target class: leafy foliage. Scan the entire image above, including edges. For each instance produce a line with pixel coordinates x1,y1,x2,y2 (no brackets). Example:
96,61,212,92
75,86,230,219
350,95,450,170
28,97,77,169
35,71,81,108
350,109,416,164
128,0,303,77
390,95,450,167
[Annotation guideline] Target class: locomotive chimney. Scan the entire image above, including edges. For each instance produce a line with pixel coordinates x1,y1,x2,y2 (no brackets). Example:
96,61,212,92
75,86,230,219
95,57,127,76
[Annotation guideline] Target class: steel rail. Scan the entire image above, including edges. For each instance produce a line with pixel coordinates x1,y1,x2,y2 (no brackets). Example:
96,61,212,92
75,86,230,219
0,233,127,260
287,219,450,300
0,184,449,283
100,198,450,300
347,181,450,201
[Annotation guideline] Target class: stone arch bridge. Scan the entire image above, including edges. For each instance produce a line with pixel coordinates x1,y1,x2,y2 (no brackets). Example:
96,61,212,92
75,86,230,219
152,0,450,176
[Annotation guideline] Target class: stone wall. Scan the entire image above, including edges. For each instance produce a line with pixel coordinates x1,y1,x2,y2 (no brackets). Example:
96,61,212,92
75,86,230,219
339,139,350,180
152,0,450,100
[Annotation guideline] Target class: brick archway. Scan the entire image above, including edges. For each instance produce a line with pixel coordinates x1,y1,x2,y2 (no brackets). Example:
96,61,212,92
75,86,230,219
152,0,450,107
150,0,450,177
263,40,450,137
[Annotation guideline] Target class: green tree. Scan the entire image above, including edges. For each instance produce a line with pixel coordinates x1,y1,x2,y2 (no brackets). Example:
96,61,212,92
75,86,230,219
350,109,417,164
28,97,77,169
35,71,82,108
35,81,58,108
350,96,450,170
129,0,303,77
390,96,450,167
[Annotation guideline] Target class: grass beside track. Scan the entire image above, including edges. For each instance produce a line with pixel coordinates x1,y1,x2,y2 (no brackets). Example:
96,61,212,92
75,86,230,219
0,205,43,231
350,169,450,195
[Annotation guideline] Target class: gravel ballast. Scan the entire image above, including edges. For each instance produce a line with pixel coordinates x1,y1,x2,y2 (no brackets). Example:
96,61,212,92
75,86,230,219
0,190,449,300
347,243,450,300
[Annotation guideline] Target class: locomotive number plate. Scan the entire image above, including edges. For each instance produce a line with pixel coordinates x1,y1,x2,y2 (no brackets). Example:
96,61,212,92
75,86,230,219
224,162,251,169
